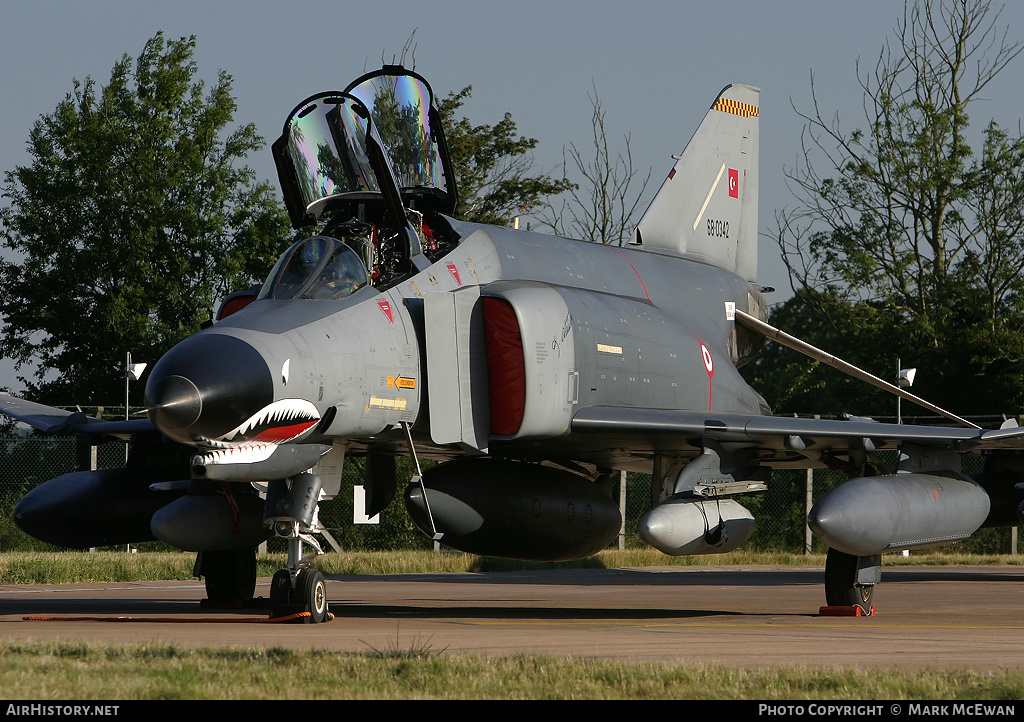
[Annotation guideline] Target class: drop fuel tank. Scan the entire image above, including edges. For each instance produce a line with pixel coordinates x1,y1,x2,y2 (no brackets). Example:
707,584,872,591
404,458,621,561
807,473,990,557
13,469,186,549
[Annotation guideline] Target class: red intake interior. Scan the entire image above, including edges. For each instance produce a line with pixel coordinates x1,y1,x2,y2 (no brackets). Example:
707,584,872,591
482,297,526,435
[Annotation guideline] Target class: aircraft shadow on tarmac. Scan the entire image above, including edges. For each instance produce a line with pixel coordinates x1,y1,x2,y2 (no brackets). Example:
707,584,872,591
880,568,1024,583
325,604,746,621
332,568,826,587
0,592,749,622
2,567,1020,622
329,565,1024,587
0,596,200,618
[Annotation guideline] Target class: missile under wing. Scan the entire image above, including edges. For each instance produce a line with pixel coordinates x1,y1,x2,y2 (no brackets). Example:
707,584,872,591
4,66,1024,622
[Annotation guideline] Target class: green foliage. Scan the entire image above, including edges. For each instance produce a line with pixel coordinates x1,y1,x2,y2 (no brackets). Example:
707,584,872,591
743,288,901,415
438,86,573,225
764,0,1024,416
0,32,291,405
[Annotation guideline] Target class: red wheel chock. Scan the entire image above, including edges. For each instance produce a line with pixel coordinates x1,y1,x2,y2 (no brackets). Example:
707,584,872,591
818,605,876,616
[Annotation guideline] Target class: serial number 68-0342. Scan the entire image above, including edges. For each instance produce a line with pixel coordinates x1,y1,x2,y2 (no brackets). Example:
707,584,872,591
707,218,729,238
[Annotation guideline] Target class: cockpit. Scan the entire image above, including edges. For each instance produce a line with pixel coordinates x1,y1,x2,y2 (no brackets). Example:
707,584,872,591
271,66,461,292
210,67,464,320
257,236,368,301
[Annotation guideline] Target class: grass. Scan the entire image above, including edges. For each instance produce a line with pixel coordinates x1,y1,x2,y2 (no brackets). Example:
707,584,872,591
1,548,1020,585
0,640,1021,700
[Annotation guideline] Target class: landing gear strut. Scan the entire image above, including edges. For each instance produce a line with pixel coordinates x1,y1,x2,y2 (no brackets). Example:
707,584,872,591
265,472,331,622
824,547,880,615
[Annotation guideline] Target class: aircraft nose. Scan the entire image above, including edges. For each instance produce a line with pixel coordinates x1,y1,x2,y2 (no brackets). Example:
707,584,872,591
147,375,202,431
145,334,274,443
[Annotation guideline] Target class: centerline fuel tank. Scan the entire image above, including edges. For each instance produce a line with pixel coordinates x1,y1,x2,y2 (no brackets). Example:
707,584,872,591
404,458,621,561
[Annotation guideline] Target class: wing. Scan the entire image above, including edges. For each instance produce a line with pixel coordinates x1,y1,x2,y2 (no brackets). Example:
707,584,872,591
0,392,155,440
571,405,1024,469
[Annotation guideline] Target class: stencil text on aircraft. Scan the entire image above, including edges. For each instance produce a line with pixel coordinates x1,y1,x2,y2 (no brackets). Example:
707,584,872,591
707,219,730,238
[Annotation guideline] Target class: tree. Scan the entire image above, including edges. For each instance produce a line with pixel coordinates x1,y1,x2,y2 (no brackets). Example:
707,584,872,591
0,33,292,406
438,87,574,226
747,0,1024,417
540,86,651,246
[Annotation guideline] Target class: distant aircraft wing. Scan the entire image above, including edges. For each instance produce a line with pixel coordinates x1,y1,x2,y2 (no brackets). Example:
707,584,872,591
571,405,1024,466
0,392,154,439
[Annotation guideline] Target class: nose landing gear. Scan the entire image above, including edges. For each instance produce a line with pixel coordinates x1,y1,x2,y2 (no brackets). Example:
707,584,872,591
265,473,332,623
270,566,329,623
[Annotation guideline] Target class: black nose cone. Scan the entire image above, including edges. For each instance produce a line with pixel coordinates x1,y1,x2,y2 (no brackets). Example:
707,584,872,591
147,374,202,431
145,333,273,442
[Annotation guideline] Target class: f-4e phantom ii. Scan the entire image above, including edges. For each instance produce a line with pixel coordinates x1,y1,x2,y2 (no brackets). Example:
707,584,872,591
5,65,1024,621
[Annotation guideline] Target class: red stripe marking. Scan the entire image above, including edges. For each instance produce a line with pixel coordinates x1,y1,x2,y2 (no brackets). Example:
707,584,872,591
219,482,241,534
611,249,651,302
699,340,715,410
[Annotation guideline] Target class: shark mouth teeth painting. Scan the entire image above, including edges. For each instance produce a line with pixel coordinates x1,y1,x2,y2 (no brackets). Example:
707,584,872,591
193,444,277,466
213,399,320,445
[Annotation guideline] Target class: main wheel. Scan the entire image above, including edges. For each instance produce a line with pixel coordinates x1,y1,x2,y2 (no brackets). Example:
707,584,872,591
201,549,257,605
824,547,874,613
296,568,329,623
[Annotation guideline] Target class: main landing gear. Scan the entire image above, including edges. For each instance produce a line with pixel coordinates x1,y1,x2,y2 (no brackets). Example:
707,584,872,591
197,548,257,608
823,547,880,615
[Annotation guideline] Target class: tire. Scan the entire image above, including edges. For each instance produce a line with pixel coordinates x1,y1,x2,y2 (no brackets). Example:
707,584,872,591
824,547,874,613
296,568,329,623
269,569,293,607
201,549,256,604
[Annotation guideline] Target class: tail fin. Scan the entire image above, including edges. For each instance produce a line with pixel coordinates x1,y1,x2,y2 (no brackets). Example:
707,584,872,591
632,84,759,282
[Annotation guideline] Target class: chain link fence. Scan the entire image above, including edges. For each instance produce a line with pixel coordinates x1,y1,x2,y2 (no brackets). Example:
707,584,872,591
0,436,1016,554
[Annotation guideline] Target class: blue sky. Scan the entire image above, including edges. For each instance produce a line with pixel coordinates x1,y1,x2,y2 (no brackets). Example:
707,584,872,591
2,0,1024,394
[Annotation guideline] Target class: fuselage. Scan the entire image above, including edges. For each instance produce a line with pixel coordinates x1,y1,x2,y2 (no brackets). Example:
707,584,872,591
145,218,767,475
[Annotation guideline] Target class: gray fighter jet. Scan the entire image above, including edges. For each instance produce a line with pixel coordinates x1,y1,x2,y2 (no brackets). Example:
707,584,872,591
4,66,1024,621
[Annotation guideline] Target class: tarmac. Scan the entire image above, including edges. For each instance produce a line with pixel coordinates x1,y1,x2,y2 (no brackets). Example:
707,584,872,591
2,564,1023,670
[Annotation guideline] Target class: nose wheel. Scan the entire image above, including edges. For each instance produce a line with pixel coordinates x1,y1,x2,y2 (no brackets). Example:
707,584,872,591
270,567,329,623
301,568,329,622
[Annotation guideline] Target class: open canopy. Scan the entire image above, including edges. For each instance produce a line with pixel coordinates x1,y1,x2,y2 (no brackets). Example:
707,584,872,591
273,66,456,228
344,66,455,205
